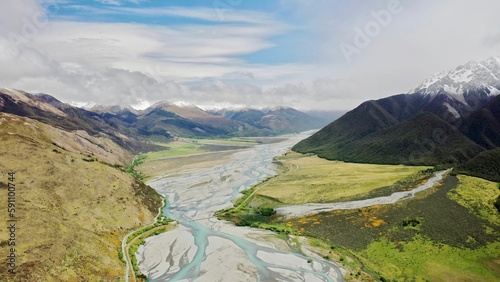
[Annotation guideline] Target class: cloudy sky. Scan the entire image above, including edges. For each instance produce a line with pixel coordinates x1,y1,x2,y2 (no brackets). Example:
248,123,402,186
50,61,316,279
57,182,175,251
1,0,499,111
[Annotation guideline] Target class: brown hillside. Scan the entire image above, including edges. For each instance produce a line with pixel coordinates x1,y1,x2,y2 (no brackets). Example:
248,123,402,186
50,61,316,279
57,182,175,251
0,112,162,281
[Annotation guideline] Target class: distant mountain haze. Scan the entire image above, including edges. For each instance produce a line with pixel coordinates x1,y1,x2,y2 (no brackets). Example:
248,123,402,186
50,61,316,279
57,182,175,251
0,88,328,143
0,88,161,154
210,107,329,136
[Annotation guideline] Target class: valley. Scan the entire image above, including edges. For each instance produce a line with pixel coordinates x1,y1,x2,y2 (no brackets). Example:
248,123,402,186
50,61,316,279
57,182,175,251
131,130,499,281
134,133,352,281
218,151,500,281
1,56,500,281
2,1,500,281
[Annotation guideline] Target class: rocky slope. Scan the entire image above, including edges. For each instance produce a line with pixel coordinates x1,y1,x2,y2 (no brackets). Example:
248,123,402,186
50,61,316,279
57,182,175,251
0,112,162,281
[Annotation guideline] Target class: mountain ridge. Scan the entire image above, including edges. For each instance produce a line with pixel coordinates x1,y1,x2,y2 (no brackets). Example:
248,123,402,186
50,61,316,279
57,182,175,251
294,57,500,173
409,56,500,96
0,88,163,154
210,107,329,135
1,88,325,143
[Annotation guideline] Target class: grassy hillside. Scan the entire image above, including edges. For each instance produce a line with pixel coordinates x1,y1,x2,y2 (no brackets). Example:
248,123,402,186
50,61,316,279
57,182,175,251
461,94,500,149
352,175,500,281
455,148,500,182
338,113,484,165
293,100,399,157
0,113,162,281
295,113,484,165
293,93,499,167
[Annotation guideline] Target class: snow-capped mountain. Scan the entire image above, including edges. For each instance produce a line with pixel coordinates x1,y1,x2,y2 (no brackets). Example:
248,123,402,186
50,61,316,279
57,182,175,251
172,100,198,108
294,57,500,168
410,57,500,96
198,103,249,112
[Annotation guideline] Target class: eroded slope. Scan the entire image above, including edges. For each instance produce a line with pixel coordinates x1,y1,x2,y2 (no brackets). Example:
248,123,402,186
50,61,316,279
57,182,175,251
0,113,162,281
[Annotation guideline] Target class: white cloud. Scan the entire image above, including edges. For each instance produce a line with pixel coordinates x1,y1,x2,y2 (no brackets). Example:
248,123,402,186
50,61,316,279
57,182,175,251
93,0,147,6
484,32,500,47
0,7,307,106
1,0,499,111
275,0,500,106
342,0,500,95
312,77,361,100
109,6,276,24
0,0,44,34
95,0,121,5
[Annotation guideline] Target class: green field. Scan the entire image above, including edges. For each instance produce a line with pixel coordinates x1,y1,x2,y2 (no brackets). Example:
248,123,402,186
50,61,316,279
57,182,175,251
448,175,500,224
218,150,500,281
142,138,258,159
142,140,206,158
360,237,500,282
136,138,263,180
256,152,431,204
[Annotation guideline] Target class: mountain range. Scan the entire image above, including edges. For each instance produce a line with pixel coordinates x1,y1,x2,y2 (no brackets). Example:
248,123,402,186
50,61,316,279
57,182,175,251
0,88,328,145
210,107,328,135
294,57,500,181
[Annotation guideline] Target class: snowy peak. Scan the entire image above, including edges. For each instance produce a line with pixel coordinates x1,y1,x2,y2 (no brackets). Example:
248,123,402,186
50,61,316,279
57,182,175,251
414,71,447,90
410,56,500,96
172,100,197,108
149,100,174,109
200,104,251,112
147,100,200,111
263,106,294,112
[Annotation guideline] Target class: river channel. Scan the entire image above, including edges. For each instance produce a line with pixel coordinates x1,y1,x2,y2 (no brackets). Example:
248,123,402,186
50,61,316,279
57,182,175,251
136,133,346,281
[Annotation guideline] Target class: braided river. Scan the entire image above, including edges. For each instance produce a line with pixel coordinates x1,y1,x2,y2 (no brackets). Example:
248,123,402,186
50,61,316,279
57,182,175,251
136,133,345,282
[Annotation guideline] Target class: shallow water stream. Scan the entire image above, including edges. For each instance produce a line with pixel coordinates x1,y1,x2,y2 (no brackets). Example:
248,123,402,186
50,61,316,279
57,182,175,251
136,133,345,281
